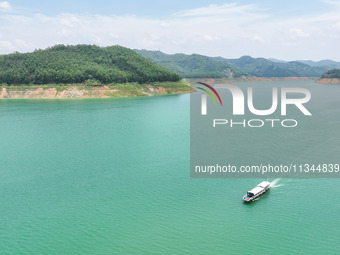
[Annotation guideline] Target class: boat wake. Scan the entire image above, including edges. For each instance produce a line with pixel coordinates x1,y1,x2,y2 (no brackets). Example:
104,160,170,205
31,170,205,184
270,178,283,188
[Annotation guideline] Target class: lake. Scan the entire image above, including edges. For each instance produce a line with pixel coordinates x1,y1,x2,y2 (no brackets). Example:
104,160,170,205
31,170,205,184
0,81,339,254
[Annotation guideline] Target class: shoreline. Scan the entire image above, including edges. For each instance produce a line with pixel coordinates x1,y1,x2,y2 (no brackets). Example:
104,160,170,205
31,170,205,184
186,76,316,84
2,77,336,99
0,81,192,99
316,78,340,84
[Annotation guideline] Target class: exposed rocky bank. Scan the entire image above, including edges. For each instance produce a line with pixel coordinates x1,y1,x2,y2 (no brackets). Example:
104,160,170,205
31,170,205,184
317,78,340,84
0,85,190,99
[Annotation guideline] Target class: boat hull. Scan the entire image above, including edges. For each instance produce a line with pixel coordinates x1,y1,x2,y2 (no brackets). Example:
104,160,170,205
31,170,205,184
242,181,271,202
242,188,269,202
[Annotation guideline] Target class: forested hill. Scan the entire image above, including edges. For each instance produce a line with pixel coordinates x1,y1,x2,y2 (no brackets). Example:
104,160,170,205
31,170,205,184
135,49,331,78
221,56,329,77
321,69,340,78
0,45,181,85
134,50,249,78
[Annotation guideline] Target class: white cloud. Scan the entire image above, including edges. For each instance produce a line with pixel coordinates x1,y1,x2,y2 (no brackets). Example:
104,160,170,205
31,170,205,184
109,33,119,39
0,1,11,11
290,27,310,38
322,0,340,7
336,21,340,28
0,40,13,49
251,35,266,43
0,2,339,60
60,16,81,27
202,34,219,41
175,3,266,19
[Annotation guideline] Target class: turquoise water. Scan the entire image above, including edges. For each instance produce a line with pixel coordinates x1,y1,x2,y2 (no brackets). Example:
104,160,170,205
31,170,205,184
0,84,339,254
191,80,340,178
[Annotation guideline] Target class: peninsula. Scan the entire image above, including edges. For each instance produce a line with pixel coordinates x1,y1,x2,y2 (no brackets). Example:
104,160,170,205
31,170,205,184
0,44,191,99
317,69,340,84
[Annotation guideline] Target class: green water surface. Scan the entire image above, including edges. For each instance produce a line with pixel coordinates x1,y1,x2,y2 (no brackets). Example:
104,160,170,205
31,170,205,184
0,82,339,254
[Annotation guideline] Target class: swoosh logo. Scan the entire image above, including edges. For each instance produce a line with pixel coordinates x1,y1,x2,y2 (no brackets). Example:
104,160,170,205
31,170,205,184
197,82,223,106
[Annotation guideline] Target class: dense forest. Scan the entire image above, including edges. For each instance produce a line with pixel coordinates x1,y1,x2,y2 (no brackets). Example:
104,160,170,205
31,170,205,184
321,69,340,78
1,45,337,85
136,50,332,78
298,59,340,68
135,50,249,78
221,56,329,77
0,45,180,85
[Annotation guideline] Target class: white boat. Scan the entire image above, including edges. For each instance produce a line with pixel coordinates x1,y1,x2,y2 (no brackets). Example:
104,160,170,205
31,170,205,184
242,181,271,202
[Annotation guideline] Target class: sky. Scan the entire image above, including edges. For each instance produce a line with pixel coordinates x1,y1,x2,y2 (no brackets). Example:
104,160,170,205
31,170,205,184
0,0,340,61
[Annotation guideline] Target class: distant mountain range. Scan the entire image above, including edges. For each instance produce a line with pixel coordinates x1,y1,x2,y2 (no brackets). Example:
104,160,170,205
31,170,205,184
216,56,329,77
270,58,340,68
134,50,248,78
297,60,340,68
135,49,339,78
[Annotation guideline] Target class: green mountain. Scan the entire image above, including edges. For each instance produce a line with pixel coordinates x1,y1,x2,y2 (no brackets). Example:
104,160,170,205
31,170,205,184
0,45,181,85
134,50,249,78
215,56,329,77
215,56,296,77
135,49,332,78
321,69,340,78
298,60,340,68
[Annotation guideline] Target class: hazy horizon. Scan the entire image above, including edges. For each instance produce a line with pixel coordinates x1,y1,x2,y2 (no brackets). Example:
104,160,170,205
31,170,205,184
1,0,340,61
2,44,339,64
